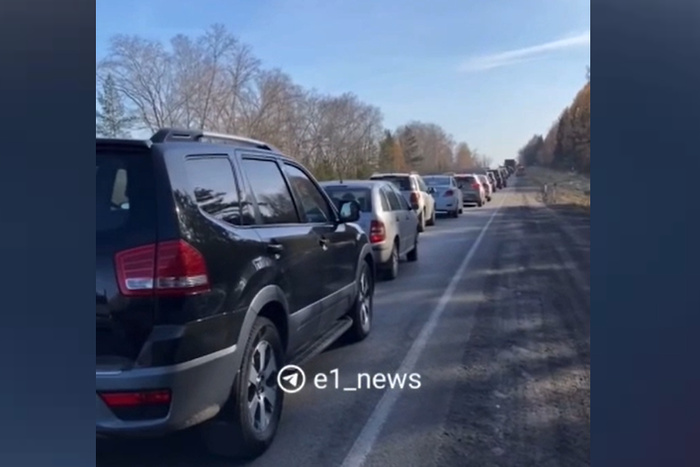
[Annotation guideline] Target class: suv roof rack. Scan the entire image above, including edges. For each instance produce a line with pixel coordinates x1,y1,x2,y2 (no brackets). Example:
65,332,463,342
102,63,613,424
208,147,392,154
96,137,152,149
150,128,277,151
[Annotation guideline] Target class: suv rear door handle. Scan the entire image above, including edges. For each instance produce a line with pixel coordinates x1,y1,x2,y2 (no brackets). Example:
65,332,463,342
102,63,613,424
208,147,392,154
267,242,284,253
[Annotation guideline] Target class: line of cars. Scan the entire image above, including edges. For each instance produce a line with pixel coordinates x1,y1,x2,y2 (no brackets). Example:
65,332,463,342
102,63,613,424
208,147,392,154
318,167,514,281
96,128,514,460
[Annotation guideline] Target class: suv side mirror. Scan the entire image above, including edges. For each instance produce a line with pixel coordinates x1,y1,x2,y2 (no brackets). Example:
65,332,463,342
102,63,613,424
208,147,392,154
339,200,361,223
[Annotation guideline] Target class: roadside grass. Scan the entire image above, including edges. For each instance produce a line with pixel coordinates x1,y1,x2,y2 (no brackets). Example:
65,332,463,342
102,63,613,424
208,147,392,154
525,167,590,215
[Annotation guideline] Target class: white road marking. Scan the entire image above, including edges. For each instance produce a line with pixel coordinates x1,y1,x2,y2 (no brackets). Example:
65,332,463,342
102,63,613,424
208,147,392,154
340,191,510,467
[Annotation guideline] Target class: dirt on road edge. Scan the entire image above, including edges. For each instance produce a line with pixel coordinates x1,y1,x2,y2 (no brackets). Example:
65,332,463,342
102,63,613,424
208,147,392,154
436,188,590,467
524,167,590,215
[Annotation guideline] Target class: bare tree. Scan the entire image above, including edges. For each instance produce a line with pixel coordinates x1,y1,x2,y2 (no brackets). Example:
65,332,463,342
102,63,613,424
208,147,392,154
395,122,455,173
98,35,178,131
454,142,475,169
97,24,477,181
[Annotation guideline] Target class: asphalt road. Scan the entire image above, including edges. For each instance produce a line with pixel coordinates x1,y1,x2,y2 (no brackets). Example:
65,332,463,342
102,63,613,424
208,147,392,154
97,177,591,467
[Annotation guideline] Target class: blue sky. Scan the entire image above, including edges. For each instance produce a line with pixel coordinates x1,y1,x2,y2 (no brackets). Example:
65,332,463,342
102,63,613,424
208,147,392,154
97,0,589,164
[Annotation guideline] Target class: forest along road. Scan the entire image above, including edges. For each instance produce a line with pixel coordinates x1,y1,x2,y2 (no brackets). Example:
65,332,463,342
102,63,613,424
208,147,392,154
97,176,591,467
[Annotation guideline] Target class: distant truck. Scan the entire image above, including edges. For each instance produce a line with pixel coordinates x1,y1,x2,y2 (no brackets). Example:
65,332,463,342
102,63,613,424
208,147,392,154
505,159,517,173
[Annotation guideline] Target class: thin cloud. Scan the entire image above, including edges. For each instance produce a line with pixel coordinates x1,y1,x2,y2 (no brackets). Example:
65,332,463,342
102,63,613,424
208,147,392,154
459,31,590,73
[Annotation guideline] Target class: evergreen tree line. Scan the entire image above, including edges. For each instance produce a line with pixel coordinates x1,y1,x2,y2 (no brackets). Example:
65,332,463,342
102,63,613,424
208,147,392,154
96,24,490,180
518,68,590,175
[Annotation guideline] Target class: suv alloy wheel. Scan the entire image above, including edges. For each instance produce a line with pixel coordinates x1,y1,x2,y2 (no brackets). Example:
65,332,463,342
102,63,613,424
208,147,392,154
201,317,284,459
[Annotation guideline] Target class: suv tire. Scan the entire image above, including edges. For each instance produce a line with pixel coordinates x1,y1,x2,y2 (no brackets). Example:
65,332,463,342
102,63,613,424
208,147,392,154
418,212,426,232
201,316,284,460
347,260,374,342
406,233,418,262
426,208,436,226
383,242,399,281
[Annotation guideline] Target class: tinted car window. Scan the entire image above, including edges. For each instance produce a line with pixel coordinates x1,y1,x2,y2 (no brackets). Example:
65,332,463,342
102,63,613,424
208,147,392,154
186,157,242,226
389,184,411,209
370,175,411,191
284,164,332,223
323,186,373,213
242,158,299,225
96,152,156,234
382,186,404,211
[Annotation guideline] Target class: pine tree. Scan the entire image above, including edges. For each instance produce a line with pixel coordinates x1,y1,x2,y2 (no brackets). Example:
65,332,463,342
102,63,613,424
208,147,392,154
96,74,135,138
553,108,575,170
378,130,396,171
518,135,544,167
399,127,422,170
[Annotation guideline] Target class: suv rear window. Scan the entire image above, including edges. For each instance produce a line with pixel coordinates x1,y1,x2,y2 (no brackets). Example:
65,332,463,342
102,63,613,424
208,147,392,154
456,176,476,184
370,175,412,191
96,151,156,235
323,186,373,212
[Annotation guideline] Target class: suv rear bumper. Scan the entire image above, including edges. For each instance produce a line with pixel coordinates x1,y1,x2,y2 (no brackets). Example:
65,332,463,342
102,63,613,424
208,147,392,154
96,344,238,436
462,192,481,203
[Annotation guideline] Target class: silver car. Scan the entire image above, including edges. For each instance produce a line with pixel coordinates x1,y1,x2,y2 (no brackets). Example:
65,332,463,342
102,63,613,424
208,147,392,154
476,174,493,202
369,172,437,232
321,180,420,280
454,174,487,207
422,175,463,217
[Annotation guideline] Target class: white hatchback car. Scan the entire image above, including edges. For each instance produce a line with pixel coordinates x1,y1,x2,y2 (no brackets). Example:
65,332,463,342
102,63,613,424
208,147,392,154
422,175,463,218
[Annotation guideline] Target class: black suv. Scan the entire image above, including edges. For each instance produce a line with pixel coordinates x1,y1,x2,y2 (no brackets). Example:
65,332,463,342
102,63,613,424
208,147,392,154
488,169,504,189
96,129,376,459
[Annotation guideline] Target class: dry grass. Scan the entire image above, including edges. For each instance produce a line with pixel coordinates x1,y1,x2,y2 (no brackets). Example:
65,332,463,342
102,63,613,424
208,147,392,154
525,167,590,214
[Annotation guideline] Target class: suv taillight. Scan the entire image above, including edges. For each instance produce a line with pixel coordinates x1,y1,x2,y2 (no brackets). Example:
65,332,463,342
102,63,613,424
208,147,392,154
115,240,210,297
444,189,454,197
99,389,171,408
369,220,386,244
409,192,420,205
471,183,480,190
